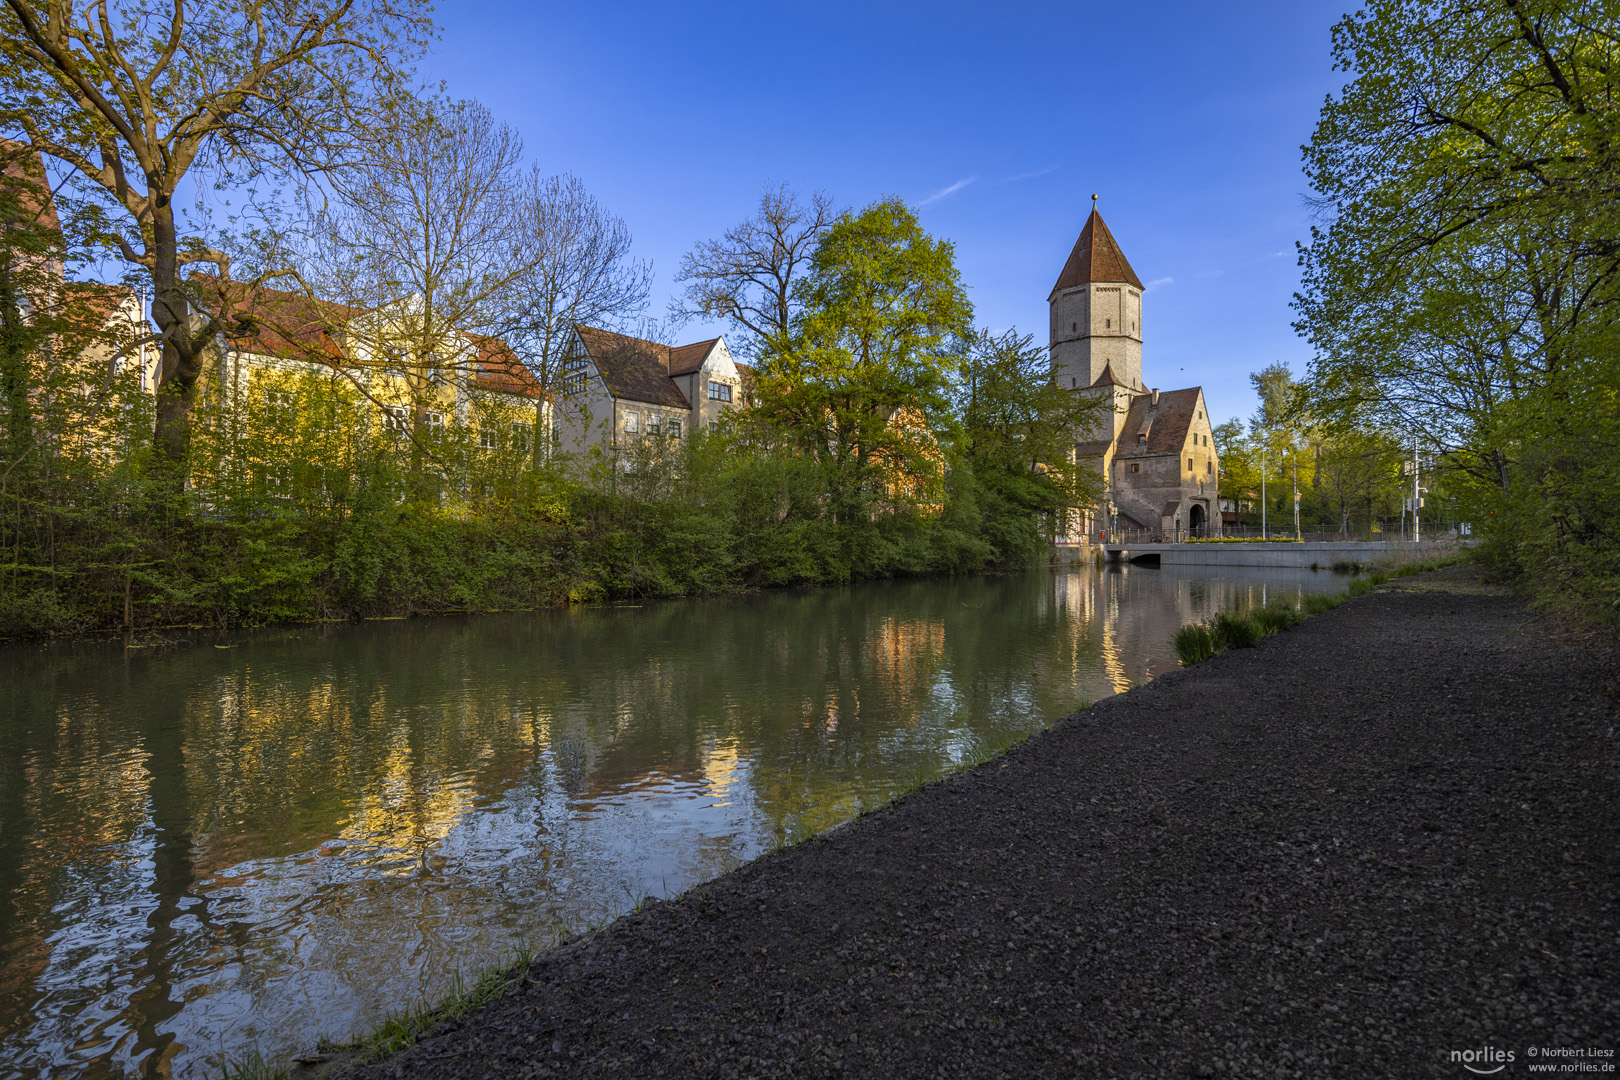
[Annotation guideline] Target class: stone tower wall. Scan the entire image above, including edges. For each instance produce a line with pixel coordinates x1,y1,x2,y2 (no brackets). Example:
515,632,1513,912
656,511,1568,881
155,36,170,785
1049,283,1142,390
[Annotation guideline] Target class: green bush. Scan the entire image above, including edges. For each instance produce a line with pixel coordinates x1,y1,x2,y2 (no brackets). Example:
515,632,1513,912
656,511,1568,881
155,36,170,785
1210,610,1259,650
1173,622,1216,666
1251,605,1302,636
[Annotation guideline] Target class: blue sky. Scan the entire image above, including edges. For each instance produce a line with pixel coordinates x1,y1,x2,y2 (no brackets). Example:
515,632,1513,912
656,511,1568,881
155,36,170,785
424,0,1351,427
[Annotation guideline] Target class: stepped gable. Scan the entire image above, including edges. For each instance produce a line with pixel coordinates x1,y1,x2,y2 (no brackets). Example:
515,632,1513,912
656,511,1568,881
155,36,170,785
1115,387,1201,457
574,325,691,409
1049,208,1144,297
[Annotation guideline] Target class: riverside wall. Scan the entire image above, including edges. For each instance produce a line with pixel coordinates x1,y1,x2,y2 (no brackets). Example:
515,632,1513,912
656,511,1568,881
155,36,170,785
1101,539,1461,569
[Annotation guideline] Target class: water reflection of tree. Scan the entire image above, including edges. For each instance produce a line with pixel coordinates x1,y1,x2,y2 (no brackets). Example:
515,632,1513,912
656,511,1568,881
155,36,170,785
0,567,1342,1074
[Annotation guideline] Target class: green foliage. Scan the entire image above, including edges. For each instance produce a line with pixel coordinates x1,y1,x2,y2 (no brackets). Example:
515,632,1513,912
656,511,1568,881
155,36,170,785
1173,622,1216,666
1210,610,1259,651
1,188,1082,637
755,197,972,523
958,329,1105,565
1296,0,1620,628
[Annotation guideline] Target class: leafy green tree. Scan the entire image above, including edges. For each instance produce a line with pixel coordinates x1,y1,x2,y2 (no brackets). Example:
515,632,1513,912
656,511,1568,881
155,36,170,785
0,0,434,483
754,197,973,519
1296,0,1619,483
1295,0,1620,619
958,329,1103,562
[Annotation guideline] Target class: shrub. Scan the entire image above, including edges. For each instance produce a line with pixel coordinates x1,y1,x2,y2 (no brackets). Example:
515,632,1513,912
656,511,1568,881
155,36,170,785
1303,594,1340,616
1251,605,1301,636
1173,622,1216,666
1210,610,1259,650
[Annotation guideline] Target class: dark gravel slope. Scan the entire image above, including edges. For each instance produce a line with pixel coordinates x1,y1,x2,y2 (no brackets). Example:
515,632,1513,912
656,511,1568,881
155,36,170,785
351,568,1619,1079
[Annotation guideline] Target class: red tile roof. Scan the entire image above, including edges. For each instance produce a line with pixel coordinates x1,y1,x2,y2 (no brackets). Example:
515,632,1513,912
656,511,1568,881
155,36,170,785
668,337,719,376
61,281,135,326
467,333,544,399
0,140,61,236
574,325,694,409
1050,208,1143,296
190,274,354,363
1115,387,1203,457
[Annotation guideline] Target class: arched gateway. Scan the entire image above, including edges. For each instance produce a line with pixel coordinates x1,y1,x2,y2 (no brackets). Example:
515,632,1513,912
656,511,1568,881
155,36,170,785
1048,197,1221,542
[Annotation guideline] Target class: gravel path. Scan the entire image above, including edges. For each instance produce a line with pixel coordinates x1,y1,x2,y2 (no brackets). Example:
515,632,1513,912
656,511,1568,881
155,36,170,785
349,568,1619,1079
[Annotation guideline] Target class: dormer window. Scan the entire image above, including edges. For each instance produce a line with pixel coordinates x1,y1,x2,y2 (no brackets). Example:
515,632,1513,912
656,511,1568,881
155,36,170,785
1137,433,1147,443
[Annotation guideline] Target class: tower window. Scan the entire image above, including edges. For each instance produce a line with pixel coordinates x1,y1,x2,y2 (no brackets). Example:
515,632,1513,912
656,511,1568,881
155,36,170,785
1071,323,1076,332
1105,318,1111,328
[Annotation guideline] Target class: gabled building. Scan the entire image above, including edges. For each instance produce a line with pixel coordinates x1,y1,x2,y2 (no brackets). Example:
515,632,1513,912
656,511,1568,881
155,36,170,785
186,276,549,486
553,325,746,455
1051,203,1219,540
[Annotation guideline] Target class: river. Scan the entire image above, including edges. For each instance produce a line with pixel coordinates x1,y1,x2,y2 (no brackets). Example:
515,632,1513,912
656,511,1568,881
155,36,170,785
0,563,1344,1078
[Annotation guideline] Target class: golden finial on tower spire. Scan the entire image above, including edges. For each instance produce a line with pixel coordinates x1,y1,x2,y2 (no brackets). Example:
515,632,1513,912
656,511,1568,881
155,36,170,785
1091,193,1098,210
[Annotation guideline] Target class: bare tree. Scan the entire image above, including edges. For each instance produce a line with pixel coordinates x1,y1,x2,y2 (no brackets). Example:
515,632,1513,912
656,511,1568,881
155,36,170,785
508,172,650,396
671,184,836,357
0,0,434,480
295,95,533,468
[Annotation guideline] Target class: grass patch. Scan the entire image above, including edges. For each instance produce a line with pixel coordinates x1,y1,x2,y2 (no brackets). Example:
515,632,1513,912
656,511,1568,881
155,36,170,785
316,942,538,1067
1210,610,1259,650
1173,621,1216,666
1170,554,1468,668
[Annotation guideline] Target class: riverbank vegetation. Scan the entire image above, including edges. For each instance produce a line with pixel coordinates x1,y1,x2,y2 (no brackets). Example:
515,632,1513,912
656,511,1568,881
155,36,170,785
1173,555,1465,667
1293,0,1620,630
0,10,1099,638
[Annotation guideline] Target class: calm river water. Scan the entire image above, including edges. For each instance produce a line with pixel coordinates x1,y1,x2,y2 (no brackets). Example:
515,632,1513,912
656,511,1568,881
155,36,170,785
0,563,1344,1078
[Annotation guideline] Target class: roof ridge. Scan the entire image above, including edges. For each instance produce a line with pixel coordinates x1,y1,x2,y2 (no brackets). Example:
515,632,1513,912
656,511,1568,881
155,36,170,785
1049,208,1144,296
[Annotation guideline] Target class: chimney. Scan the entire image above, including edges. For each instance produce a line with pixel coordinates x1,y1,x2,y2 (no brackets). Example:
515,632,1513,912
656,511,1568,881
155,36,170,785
1150,388,1160,406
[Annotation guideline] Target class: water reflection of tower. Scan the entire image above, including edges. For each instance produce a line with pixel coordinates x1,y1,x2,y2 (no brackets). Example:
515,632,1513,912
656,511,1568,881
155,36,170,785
1099,568,1131,694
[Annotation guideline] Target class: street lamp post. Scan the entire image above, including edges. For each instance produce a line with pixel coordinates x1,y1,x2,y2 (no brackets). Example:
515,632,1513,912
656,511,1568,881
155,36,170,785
1292,448,1301,541
1260,449,1267,541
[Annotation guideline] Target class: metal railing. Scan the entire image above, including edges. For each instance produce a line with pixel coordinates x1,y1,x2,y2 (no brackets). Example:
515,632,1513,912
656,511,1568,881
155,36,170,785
1055,521,1472,547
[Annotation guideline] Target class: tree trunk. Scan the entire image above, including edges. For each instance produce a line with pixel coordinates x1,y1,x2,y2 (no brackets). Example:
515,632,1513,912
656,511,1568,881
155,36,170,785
149,210,201,487
0,261,33,469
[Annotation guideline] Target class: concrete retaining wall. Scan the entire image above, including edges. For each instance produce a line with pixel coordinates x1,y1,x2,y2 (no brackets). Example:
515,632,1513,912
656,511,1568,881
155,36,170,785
1101,540,1461,569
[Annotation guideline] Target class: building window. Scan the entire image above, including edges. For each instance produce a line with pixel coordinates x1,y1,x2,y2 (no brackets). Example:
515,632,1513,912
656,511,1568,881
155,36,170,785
264,387,296,426
562,356,589,395
647,414,661,436
510,422,531,452
427,411,444,433
1105,318,1111,329
1131,462,1140,473
667,419,682,438
622,411,639,434
1071,322,1076,332
1207,460,1213,474
708,380,732,402
1187,457,1194,472
384,406,408,434
480,426,499,450
1137,433,1146,443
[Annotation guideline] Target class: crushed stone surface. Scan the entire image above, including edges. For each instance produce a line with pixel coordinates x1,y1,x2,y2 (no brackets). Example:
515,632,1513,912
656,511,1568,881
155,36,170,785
346,568,1619,1079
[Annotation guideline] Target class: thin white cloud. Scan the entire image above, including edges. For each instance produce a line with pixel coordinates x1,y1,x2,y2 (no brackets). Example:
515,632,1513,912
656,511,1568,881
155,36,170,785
1003,162,1061,183
1145,276,1174,291
920,176,976,205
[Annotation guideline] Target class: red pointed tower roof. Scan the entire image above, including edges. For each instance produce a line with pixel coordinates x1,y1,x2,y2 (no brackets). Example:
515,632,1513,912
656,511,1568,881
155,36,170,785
1049,206,1143,297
